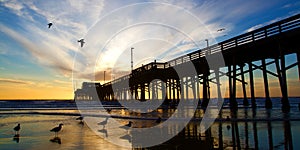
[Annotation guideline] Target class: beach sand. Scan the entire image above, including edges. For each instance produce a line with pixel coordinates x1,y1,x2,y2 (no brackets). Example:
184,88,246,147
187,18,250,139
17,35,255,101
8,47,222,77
0,114,130,150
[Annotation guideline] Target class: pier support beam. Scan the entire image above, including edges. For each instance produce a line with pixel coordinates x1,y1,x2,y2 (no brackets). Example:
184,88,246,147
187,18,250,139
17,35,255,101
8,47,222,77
248,62,257,108
176,80,180,103
162,81,166,100
191,77,196,100
169,79,172,101
229,64,238,109
275,56,290,112
297,53,300,80
240,64,249,106
201,74,209,108
215,69,222,107
281,48,290,112
262,59,272,109
185,77,189,100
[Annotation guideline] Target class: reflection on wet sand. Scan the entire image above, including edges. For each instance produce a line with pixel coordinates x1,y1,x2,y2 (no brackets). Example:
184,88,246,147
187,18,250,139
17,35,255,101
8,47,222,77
120,134,132,143
284,113,293,150
1,106,299,149
131,108,296,149
50,137,61,144
13,134,20,143
98,128,108,138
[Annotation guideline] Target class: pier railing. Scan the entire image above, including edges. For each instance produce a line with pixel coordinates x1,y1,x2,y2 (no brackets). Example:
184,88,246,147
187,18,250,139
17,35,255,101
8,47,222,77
167,13,300,67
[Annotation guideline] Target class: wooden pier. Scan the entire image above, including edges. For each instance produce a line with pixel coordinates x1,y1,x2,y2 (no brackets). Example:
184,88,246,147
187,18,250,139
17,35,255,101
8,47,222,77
75,14,300,112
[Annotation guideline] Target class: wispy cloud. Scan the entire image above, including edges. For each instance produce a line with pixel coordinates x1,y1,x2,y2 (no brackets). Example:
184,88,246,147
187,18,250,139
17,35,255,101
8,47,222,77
0,24,74,76
245,17,286,33
0,78,34,85
282,1,300,9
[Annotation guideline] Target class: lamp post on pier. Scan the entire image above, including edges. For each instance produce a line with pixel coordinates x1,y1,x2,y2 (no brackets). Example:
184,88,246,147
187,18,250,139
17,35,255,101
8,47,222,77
131,47,134,73
104,71,106,83
205,39,209,47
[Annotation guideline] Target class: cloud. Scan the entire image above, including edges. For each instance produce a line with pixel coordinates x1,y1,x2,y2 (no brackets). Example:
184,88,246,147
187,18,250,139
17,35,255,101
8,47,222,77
0,24,75,76
0,0,106,78
282,1,300,9
245,17,285,33
0,78,34,85
1,0,24,16
1,0,281,82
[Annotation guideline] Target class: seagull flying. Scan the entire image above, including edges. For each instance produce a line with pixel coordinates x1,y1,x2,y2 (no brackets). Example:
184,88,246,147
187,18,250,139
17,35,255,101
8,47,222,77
217,28,225,32
78,39,85,47
48,23,53,28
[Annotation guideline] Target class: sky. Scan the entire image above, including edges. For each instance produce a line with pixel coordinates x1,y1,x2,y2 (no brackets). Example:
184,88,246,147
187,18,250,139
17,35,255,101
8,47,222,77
0,0,300,99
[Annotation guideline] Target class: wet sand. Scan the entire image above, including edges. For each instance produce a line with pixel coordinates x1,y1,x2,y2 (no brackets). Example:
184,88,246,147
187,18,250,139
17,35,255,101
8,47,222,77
0,114,130,150
0,107,300,149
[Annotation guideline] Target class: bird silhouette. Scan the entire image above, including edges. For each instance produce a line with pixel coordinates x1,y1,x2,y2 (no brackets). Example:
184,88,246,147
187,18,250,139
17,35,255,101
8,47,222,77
120,121,133,130
155,117,162,124
106,108,112,113
226,125,231,130
48,23,53,28
217,28,225,32
76,116,84,121
76,116,84,125
50,123,63,137
13,123,20,135
225,116,230,121
78,39,85,47
98,117,109,128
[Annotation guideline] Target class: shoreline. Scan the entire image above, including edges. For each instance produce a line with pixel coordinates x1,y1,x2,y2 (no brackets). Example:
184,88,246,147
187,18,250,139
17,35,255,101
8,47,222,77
1,109,300,122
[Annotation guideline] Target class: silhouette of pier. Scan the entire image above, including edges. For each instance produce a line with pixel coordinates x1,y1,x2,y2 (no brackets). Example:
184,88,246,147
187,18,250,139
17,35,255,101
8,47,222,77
75,14,300,112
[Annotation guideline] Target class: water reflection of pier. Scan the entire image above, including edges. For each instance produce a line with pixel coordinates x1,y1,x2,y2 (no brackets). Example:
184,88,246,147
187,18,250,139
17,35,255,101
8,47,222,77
131,109,294,149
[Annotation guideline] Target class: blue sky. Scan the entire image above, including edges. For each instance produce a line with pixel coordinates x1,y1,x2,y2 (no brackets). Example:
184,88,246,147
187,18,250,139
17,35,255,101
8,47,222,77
0,0,300,99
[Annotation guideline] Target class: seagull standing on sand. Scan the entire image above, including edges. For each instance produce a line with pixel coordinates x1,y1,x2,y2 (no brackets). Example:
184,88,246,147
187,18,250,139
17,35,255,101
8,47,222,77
76,116,84,121
120,121,133,129
106,108,112,113
78,39,85,47
120,121,133,134
48,23,53,28
14,123,21,135
155,117,162,124
76,116,84,125
50,123,63,137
